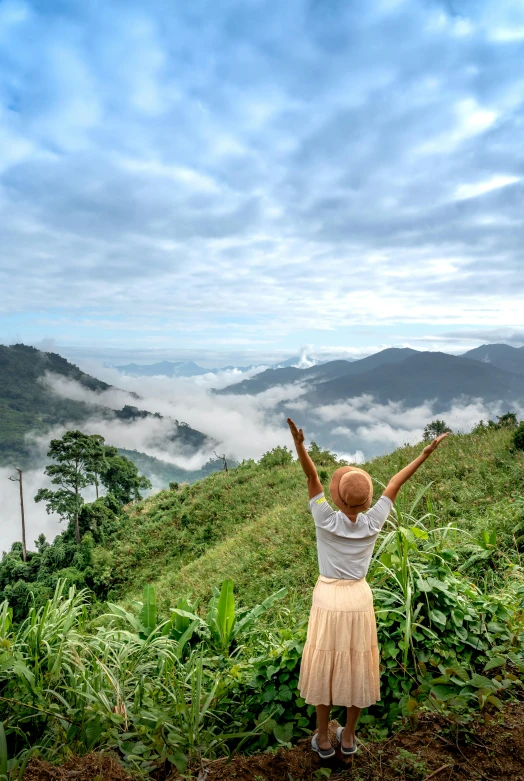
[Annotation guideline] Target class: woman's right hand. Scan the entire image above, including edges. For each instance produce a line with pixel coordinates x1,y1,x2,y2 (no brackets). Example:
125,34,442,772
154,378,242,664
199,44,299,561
287,418,305,446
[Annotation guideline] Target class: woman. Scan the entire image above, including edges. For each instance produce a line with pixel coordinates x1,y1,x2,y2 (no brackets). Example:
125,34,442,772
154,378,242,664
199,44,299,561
287,418,448,758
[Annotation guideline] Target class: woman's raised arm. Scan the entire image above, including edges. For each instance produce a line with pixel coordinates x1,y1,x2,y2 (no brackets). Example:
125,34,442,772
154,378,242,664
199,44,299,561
383,433,449,504
287,418,323,499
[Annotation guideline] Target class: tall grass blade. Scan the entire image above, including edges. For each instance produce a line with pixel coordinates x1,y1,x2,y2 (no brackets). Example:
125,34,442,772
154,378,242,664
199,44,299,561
216,579,235,653
0,721,8,781
138,584,157,635
409,481,434,516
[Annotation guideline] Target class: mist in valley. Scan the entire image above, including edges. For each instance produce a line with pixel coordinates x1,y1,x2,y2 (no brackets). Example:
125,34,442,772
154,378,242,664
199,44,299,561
2,358,519,552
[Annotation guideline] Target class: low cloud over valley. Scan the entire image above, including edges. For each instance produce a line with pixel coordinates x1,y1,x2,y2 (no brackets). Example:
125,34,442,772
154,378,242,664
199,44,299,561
2,358,520,552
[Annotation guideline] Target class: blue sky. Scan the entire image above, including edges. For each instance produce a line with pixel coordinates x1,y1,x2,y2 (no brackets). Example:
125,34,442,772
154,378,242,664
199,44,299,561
0,0,523,367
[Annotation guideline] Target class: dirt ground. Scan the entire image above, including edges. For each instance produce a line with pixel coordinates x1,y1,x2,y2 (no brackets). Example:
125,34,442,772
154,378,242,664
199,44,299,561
192,702,524,781
21,702,524,781
22,752,133,781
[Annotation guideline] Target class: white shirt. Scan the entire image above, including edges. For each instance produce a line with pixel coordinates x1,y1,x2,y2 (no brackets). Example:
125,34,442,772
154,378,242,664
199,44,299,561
309,493,393,580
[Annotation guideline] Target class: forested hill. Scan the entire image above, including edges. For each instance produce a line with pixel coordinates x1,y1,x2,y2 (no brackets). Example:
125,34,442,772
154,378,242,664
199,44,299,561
0,343,208,467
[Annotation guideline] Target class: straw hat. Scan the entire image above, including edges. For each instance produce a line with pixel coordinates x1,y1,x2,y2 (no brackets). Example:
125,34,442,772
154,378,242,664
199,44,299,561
330,466,374,515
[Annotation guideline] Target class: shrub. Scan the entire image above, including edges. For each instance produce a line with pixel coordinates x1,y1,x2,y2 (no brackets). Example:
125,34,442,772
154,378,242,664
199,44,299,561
514,422,524,451
259,446,293,469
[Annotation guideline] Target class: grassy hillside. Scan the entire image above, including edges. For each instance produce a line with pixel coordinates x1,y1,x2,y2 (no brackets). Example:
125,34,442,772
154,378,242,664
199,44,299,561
109,427,524,614
119,448,238,487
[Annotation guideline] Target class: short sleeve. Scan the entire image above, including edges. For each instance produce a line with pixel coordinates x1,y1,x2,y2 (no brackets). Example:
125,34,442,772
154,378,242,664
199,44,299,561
309,492,338,530
361,495,393,533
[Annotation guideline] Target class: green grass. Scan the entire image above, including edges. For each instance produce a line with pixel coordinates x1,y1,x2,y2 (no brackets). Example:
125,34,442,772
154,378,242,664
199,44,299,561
109,428,524,614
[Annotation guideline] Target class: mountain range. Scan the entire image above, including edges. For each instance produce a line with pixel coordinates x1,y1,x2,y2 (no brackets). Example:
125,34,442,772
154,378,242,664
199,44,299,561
112,355,331,377
215,345,524,410
2,341,523,485
216,348,418,396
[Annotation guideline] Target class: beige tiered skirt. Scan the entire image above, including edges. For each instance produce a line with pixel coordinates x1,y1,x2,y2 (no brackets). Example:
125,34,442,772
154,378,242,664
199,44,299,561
298,576,381,707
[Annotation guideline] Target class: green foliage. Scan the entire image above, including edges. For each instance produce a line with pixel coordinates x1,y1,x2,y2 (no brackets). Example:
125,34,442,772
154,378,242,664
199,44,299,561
422,420,452,441
0,583,254,775
259,446,293,469
474,411,520,433
100,446,152,504
138,584,158,636
2,423,524,772
307,442,339,466
390,749,427,779
0,494,122,621
497,411,518,428
35,430,107,543
0,722,7,781
514,422,524,451
207,579,235,653
0,429,152,622
172,579,288,656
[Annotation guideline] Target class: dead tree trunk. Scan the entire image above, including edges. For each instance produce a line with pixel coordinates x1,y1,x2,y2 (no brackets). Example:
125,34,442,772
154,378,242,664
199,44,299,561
9,469,27,562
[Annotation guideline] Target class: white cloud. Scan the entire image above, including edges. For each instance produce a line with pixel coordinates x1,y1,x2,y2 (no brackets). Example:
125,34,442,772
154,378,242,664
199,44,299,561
40,369,301,468
0,466,71,554
1,0,523,346
490,26,524,42
455,175,520,201
310,395,523,452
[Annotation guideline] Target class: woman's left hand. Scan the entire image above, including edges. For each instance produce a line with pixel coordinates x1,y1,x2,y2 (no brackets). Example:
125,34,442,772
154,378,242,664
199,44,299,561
423,432,449,455
287,418,305,445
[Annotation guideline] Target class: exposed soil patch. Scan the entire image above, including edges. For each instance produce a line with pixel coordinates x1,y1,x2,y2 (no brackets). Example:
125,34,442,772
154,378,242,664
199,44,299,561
22,752,133,781
21,703,524,781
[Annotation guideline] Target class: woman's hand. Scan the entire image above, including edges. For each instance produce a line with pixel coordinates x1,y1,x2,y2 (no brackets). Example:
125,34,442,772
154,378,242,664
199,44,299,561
422,432,449,456
287,418,305,446
287,418,322,498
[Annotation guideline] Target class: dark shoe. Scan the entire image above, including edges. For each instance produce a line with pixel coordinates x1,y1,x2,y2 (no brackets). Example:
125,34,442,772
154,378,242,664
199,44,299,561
336,726,357,756
311,733,336,759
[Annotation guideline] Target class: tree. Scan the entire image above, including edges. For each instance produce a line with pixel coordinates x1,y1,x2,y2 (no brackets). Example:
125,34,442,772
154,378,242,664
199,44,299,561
308,441,339,466
85,434,107,499
423,420,452,441
100,446,152,504
497,412,518,429
35,431,104,544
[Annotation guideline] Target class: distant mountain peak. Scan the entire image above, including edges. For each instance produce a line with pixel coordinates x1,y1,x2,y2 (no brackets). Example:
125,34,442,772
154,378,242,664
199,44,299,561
463,343,524,375
113,360,209,377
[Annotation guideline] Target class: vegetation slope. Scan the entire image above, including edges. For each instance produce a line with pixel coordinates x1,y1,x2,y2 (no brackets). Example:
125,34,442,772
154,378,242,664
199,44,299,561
109,426,524,613
1,424,523,778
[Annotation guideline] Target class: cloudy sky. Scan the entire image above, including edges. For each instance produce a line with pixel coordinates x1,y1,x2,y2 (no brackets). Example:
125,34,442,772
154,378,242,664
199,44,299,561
0,0,523,366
